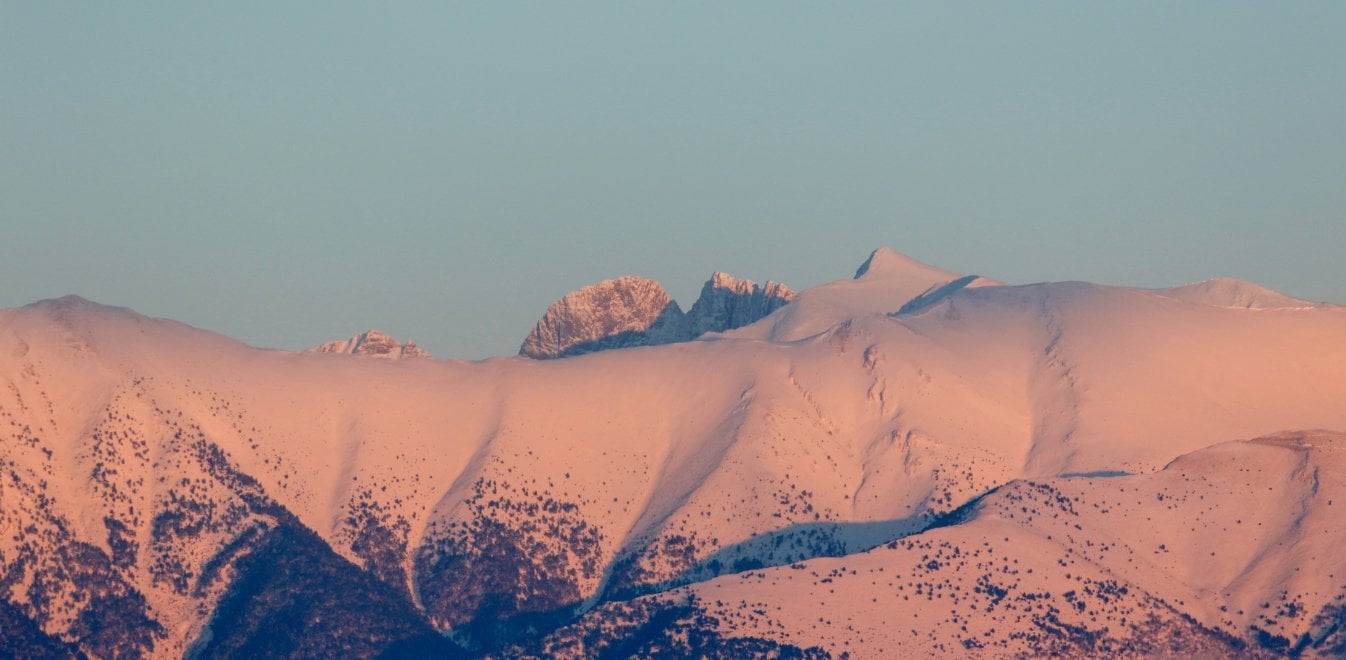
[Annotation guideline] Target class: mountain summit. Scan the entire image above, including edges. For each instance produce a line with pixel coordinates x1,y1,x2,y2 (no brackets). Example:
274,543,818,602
853,246,960,281
519,276,689,359
729,247,990,343
685,272,795,336
1154,277,1323,309
520,272,796,359
310,330,430,359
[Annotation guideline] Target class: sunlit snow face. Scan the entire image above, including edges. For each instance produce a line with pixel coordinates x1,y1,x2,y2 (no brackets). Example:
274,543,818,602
3,241,1346,656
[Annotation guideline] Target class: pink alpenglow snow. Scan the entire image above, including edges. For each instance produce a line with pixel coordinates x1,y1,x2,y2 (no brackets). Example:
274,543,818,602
2,249,1344,657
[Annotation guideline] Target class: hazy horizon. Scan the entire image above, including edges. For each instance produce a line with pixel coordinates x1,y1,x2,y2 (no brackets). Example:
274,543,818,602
5,3,1344,358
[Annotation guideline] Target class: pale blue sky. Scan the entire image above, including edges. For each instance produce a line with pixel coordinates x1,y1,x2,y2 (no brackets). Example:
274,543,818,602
4,3,1344,358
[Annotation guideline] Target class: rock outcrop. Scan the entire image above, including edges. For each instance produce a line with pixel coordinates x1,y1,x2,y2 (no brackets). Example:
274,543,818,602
521,273,796,359
519,277,689,359
310,330,430,359
685,272,795,336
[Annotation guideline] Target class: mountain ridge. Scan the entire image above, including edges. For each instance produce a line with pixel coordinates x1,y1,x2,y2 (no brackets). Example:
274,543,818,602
519,270,796,359
2,248,1344,656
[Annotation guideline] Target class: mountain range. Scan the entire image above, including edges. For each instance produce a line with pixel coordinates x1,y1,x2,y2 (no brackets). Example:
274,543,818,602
1,248,1344,657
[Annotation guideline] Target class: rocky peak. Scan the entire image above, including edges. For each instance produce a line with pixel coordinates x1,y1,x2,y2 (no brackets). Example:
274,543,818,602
309,330,431,359
520,271,798,359
709,271,741,289
686,272,796,336
519,276,689,359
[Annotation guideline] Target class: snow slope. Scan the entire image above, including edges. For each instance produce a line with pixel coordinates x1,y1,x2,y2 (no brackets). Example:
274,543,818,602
584,431,1346,657
727,247,1001,343
1154,277,1324,309
0,249,1344,656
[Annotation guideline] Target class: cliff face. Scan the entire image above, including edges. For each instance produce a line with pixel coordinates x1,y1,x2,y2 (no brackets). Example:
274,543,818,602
685,272,795,337
519,276,689,359
310,330,430,359
520,273,796,359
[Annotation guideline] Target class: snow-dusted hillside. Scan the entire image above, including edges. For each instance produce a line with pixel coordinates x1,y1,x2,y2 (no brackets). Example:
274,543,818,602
1,249,1344,657
567,430,1345,657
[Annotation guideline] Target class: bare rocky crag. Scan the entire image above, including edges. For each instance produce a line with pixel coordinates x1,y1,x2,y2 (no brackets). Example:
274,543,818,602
518,276,690,359
520,272,795,359
685,272,795,337
309,329,430,359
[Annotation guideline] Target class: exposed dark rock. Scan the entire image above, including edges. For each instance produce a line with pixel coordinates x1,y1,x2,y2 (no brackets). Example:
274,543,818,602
520,276,690,359
685,272,795,336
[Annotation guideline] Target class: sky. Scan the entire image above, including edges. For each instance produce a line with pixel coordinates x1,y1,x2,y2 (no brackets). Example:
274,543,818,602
3,3,1344,359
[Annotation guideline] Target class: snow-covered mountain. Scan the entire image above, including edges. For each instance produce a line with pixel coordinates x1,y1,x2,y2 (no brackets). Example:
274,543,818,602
565,429,1346,657
310,329,431,359
2,250,1345,657
1154,277,1324,309
728,247,1000,343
